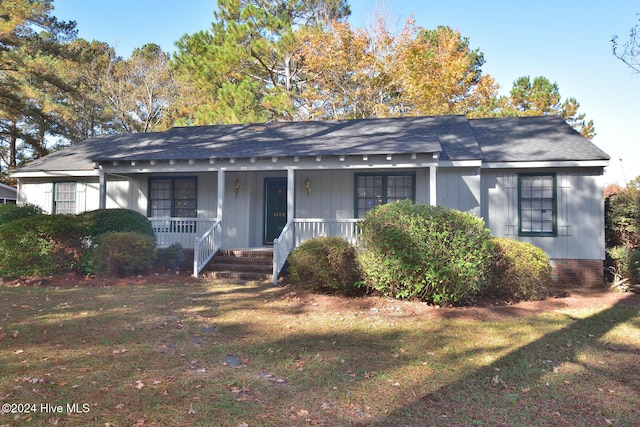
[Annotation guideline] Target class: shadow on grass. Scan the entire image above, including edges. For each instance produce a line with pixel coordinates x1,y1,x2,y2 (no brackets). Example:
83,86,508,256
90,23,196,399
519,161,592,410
368,293,640,427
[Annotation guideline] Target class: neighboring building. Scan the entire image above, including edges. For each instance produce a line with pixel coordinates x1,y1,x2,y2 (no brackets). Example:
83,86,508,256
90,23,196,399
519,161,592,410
11,115,610,284
0,182,17,204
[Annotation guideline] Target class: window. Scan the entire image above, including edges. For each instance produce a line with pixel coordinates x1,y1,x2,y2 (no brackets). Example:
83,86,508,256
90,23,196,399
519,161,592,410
355,173,414,218
54,182,76,214
149,177,197,218
519,174,556,235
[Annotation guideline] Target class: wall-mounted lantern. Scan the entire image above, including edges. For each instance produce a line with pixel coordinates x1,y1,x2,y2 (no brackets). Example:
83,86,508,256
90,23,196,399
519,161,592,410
304,177,311,196
235,179,241,197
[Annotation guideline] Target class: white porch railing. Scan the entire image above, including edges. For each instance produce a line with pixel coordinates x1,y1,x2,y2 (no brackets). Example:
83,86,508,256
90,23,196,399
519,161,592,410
149,217,217,249
193,219,223,278
272,218,361,284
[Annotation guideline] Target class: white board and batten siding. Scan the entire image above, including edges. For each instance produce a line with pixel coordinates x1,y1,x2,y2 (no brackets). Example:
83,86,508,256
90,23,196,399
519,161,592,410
436,168,481,216
18,179,100,214
483,170,605,260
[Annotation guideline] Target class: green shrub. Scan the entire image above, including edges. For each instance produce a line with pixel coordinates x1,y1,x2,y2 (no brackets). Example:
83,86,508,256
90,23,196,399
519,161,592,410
0,214,84,278
607,245,640,288
0,203,43,226
358,200,494,305
156,243,185,271
605,187,640,249
92,232,156,277
79,209,155,242
287,237,363,296
486,238,551,302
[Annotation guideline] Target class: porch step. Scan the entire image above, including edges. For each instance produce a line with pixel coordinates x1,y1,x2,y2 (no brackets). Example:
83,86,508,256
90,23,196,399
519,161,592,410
203,249,273,281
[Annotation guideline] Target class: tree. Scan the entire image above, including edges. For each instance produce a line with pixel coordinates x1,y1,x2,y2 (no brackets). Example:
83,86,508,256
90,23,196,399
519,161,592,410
172,0,351,124
492,76,595,139
394,24,499,117
101,43,182,133
0,0,77,169
612,17,640,73
296,18,500,120
295,19,396,119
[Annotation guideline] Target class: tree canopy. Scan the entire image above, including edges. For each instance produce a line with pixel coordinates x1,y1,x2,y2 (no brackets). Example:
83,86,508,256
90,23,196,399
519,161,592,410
2,0,599,183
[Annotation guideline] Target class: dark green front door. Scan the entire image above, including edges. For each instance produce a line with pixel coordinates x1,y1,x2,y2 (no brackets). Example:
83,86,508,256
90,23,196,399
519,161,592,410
264,178,287,244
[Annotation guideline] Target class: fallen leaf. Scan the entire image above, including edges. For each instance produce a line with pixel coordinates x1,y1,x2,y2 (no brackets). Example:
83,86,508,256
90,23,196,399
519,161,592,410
115,403,125,409
188,403,197,414
134,380,145,389
11,330,19,338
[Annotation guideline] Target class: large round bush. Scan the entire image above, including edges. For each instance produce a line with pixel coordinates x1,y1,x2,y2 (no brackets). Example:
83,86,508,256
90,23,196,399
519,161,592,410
287,237,363,296
79,209,155,242
0,214,84,278
358,200,493,305
486,238,551,302
92,232,156,277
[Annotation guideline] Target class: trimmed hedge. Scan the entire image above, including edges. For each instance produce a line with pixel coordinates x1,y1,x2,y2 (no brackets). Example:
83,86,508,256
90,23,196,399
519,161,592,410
487,238,551,302
358,200,494,305
0,214,85,278
287,237,363,296
92,232,156,277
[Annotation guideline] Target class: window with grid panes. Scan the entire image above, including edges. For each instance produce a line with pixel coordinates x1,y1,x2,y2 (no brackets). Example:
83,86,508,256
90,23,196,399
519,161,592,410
54,182,76,214
149,177,197,218
518,174,556,235
355,173,415,218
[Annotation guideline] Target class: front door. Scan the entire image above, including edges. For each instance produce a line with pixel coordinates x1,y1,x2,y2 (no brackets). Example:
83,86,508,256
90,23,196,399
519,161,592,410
264,178,287,244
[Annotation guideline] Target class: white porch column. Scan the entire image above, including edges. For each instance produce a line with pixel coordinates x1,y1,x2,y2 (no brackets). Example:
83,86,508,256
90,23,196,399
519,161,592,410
217,169,225,247
429,164,438,206
98,165,107,209
287,168,295,220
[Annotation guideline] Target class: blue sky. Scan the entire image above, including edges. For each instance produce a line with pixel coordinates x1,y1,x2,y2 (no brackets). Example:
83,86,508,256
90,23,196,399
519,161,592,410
52,0,640,185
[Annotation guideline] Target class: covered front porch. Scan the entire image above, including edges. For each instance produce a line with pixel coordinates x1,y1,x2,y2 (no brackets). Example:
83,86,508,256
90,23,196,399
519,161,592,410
99,154,439,282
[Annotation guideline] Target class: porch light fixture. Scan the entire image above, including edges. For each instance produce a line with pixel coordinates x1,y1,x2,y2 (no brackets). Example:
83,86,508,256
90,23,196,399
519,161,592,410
235,179,241,197
304,177,311,195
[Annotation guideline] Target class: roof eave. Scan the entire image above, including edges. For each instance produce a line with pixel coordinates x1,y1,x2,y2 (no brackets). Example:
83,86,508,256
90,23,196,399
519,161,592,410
481,159,610,169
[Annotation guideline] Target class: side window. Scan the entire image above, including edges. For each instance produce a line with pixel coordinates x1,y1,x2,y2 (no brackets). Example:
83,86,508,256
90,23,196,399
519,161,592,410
519,174,556,236
149,177,197,218
54,182,76,214
355,173,415,218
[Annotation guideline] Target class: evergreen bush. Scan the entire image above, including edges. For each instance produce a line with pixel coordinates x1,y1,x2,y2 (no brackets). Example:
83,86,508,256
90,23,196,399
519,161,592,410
79,209,155,242
0,203,43,226
358,200,493,305
0,214,84,278
287,237,363,296
156,243,186,271
486,238,551,302
92,232,156,277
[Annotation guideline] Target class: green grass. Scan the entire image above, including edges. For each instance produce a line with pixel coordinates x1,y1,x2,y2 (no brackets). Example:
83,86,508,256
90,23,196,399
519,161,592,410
0,280,638,426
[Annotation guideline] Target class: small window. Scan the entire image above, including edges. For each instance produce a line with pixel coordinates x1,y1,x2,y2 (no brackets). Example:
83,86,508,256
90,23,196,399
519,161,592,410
149,177,197,218
54,182,76,214
519,174,556,236
355,173,415,218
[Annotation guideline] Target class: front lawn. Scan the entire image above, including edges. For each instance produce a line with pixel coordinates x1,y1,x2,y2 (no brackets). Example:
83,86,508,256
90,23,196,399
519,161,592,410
1,279,639,426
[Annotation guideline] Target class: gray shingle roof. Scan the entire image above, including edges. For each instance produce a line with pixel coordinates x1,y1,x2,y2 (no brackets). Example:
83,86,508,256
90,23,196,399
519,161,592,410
13,115,609,174
469,115,609,162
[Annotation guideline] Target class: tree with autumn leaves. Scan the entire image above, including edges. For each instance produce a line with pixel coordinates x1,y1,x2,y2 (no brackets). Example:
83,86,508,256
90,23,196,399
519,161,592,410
173,2,595,139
